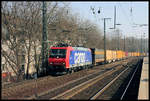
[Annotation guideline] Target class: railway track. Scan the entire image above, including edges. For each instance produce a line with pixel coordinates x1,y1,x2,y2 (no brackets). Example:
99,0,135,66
37,58,141,100
50,64,123,99
120,59,143,100
29,58,135,99
90,58,143,100
90,67,129,99
27,64,122,99
2,57,138,99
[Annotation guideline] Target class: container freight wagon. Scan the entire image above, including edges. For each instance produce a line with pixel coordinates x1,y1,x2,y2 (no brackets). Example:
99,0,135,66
128,52,132,57
91,48,104,65
49,46,92,73
125,51,128,58
132,52,136,57
112,50,117,62
135,52,138,56
136,52,140,57
106,50,115,63
128,52,137,57
140,53,145,56
137,52,140,56
122,51,126,59
91,49,117,64
116,50,123,60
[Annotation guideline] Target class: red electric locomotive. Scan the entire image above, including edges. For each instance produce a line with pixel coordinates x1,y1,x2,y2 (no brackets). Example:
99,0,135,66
48,46,92,74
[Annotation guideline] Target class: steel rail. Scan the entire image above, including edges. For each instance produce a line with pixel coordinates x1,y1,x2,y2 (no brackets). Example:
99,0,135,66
90,66,129,99
50,65,122,99
27,64,121,99
3,58,128,99
120,61,140,100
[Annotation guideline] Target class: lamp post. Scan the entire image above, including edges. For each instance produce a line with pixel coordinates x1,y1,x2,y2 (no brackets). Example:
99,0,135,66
103,18,111,63
109,23,121,50
42,1,48,75
91,6,111,63
112,5,122,51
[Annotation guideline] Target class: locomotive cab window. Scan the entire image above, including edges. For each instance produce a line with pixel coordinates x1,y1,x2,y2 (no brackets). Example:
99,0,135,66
49,49,66,58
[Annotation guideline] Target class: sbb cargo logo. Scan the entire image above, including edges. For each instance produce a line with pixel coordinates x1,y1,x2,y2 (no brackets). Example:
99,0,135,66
74,53,85,64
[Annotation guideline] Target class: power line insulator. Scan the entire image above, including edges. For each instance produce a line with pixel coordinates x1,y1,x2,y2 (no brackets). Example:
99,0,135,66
98,10,100,14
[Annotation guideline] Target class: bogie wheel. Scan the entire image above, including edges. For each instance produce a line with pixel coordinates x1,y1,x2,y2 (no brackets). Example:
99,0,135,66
71,69,74,73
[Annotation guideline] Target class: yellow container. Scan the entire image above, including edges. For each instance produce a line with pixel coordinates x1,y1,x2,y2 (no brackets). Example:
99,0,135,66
106,50,114,62
106,50,112,61
137,52,139,56
128,52,132,57
134,52,137,56
139,52,141,56
123,51,125,58
132,52,135,56
116,50,122,60
131,52,134,56
112,50,117,61
122,51,125,58
95,49,104,64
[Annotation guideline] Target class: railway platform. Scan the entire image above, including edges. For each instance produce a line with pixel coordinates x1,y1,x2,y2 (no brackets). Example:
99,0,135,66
138,57,149,100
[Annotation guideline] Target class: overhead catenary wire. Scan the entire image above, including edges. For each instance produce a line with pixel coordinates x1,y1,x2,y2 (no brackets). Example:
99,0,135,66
118,3,134,27
118,2,135,37
130,2,135,25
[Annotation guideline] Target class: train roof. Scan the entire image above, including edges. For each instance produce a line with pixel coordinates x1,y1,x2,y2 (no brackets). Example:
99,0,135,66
50,46,91,51
72,47,90,51
50,47,68,49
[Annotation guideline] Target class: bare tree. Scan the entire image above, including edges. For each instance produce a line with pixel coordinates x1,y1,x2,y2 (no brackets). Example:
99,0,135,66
2,2,43,80
2,2,26,81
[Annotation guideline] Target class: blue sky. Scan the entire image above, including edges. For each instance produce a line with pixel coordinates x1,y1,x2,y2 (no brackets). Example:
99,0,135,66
68,1,148,39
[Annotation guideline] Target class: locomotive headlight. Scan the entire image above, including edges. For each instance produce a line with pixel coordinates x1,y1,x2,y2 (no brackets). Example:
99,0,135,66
50,62,53,64
62,62,65,65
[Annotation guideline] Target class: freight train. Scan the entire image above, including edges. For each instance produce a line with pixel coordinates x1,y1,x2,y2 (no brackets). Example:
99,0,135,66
48,45,144,74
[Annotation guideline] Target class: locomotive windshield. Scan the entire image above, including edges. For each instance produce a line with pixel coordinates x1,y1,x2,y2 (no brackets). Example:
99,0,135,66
49,49,66,58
